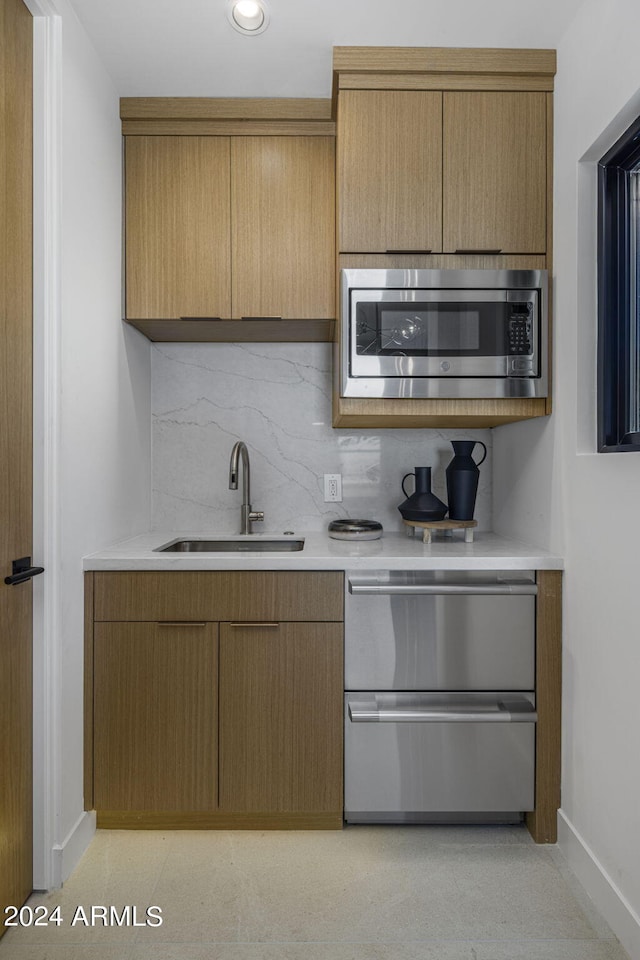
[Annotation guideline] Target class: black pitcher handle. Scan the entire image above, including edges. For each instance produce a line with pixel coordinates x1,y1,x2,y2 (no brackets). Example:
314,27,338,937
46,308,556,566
474,441,487,467
401,472,414,497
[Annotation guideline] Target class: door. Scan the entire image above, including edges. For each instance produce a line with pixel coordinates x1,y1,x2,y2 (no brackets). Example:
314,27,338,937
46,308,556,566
125,136,232,320
219,622,343,813
337,90,443,254
443,91,547,253
93,622,218,811
231,136,335,319
0,0,34,931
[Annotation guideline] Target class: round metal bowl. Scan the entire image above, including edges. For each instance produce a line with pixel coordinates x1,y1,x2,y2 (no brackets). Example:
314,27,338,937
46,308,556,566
328,519,383,541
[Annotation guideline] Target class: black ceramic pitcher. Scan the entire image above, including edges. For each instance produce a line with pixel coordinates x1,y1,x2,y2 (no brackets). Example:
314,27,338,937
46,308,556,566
398,466,447,522
445,440,487,521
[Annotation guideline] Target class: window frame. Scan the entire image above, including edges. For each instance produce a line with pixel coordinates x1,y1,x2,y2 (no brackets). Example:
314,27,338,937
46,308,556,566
597,115,640,452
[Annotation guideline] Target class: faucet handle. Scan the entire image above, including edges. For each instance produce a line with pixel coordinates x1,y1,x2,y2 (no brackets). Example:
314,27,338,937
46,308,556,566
249,511,264,523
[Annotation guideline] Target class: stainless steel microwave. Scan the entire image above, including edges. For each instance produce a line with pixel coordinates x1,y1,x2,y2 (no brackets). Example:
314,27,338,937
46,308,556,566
339,268,548,399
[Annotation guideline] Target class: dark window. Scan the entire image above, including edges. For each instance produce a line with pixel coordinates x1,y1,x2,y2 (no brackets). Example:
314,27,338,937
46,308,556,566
598,115,640,451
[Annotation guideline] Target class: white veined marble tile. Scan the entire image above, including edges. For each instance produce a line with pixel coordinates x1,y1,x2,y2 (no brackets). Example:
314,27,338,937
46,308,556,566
151,343,493,534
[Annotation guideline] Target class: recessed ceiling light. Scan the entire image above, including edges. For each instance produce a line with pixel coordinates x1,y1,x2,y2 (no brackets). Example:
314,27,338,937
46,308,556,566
226,0,270,36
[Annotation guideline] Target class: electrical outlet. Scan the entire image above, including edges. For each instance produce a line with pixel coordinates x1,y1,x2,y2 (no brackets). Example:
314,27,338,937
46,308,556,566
323,473,342,502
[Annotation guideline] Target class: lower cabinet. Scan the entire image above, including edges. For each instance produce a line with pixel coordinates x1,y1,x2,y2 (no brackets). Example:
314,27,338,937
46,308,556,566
85,571,344,829
93,622,218,813
219,622,343,814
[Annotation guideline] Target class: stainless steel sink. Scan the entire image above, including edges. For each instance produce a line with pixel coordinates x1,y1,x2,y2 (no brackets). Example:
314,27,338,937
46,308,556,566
155,537,305,553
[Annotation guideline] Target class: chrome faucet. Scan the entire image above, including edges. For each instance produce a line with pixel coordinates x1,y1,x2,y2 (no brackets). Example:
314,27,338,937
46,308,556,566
228,441,264,535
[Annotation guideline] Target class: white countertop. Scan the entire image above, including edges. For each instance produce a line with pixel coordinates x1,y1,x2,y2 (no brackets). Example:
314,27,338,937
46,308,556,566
83,530,563,571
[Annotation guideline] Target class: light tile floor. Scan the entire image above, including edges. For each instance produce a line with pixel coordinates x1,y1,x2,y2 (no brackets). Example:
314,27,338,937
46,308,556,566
0,825,631,960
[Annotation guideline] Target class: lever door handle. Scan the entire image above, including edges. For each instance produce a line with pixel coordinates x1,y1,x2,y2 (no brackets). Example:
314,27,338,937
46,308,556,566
4,556,45,586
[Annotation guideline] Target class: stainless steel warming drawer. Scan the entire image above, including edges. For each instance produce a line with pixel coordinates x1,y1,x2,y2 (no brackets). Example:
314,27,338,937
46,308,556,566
346,570,536,692
344,571,538,824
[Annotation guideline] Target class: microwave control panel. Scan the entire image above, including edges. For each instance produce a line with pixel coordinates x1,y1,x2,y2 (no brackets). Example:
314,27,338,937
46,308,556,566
507,303,533,355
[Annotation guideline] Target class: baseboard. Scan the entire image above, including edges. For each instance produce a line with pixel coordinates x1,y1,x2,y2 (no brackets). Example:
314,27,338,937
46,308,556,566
51,811,96,887
558,809,640,959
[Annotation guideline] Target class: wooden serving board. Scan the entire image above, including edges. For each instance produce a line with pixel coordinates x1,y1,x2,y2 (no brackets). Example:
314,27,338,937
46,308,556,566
403,518,478,544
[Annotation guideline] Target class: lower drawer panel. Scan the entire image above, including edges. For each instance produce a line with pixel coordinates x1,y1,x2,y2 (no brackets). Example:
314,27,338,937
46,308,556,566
344,692,535,821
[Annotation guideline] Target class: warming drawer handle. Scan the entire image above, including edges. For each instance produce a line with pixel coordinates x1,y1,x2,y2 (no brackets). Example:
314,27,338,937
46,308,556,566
348,582,537,596
348,702,537,723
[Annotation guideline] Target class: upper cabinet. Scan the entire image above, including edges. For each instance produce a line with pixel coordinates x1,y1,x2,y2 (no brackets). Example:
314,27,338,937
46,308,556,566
337,88,548,256
338,90,443,254
443,91,547,255
332,46,556,428
121,99,336,342
125,136,232,321
231,137,335,320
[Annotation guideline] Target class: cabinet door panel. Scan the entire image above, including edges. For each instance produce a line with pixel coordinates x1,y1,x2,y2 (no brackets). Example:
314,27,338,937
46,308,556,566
338,90,443,253
231,137,335,319
443,92,547,253
93,622,217,811
219,622,343,813
125,136,231,319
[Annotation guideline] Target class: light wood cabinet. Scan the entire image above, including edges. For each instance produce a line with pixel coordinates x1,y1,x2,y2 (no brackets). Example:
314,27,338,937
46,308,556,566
125,136,231,321
332,47,555,429
93,621,218,812
337,89,547,255
231,137,335,320
338,90,443,254
219,622,343,813
85,571,344,829
124,134,335,328
443,92,547,254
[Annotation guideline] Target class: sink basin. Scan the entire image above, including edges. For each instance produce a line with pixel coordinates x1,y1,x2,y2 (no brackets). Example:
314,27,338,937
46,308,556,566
155,537,305,553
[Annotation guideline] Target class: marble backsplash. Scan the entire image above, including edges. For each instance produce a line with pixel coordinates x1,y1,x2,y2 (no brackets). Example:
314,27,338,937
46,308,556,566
151,343,492,534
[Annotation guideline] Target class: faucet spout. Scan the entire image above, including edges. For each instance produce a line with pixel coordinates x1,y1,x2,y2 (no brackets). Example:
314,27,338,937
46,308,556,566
228,441,264,535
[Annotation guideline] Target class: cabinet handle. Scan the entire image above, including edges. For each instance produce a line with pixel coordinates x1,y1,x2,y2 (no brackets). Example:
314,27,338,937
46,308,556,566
240,316,282,322
180,316,222,321
454,248,503,254
157,621,207,627
385,249,432,255
228,622,280,628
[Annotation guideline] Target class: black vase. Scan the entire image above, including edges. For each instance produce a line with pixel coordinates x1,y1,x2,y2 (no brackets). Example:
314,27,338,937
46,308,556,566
445,440,487,521
398,466,447,522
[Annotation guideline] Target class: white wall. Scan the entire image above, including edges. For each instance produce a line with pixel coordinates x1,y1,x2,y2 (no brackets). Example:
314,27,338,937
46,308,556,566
493,1,640,954
33,0,151,886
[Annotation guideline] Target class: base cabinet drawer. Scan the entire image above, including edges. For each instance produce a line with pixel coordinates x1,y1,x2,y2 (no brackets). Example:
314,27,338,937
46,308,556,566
93,571,343,622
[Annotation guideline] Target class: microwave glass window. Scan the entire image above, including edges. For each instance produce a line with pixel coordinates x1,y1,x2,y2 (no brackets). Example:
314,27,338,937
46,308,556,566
379,308,480,352
354,300,517,358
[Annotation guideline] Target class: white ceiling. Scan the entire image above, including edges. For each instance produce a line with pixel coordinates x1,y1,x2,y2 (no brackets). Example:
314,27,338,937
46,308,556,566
68,0,584,97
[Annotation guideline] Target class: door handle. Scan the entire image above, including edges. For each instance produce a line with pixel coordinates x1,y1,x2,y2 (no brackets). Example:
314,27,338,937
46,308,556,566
4,556,45,586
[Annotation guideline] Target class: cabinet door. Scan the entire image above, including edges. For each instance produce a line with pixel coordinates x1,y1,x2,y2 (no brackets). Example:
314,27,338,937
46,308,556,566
337,90,443,253
219,622,343,813
231,137,335,319
125,136,231,319
443,92,547,253
93,622,217,811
